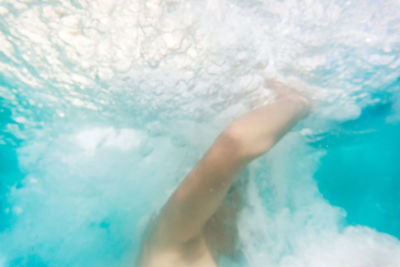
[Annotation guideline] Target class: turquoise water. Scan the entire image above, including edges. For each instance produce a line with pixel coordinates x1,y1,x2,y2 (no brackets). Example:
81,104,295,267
1,0,400,266
315,102,400,239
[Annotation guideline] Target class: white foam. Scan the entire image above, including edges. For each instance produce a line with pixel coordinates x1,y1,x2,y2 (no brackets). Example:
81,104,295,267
320,101,362,121
73,127,143,153
387,93,400,123
1,0,398,126
0,0,399,266
238,133,400,267
280,227,400,267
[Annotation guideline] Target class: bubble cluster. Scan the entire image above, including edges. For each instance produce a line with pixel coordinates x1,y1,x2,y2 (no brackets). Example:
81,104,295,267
0,0,399,266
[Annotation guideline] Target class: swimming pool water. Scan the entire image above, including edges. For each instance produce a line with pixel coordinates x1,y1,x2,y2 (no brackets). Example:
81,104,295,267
0,0,400,266
315,103,400,239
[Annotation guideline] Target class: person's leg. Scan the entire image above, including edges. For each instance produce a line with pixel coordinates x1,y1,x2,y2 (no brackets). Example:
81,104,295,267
201,80,311,259
147,81,310,250
204,169,250,259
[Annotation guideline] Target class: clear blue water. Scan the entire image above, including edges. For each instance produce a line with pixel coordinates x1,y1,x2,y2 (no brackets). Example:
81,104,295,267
0,0,400,266
315,102,400,239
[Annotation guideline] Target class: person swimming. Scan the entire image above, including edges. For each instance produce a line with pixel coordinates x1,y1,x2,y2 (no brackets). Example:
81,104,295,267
136,79,311,267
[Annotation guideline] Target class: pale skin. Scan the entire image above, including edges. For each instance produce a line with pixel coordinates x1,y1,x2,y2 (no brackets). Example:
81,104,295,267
137,80,311,267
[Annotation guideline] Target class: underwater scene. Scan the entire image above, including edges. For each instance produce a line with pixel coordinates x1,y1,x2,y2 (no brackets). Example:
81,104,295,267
0,0,399,266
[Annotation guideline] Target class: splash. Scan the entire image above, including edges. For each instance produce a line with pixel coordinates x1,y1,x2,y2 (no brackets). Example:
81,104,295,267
0,0,399,266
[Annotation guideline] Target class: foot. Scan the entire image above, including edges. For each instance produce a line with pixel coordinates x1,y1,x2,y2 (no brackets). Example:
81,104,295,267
266,78,312,117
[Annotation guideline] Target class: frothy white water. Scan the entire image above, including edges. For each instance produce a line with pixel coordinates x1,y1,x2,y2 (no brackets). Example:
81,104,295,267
1,0,399,126
238,134,400,266
0,0,399,266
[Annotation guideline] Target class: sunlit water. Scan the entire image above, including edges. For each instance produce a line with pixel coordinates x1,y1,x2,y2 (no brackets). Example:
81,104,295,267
0,0,400,266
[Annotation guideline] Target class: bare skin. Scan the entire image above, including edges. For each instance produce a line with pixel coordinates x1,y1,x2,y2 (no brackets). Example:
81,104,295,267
137,80,311,267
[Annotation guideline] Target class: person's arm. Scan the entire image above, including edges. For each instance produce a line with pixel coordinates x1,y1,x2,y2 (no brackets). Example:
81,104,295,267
150,93,310,249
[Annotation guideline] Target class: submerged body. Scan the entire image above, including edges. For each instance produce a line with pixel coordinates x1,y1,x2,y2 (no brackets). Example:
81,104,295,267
137,80,310,267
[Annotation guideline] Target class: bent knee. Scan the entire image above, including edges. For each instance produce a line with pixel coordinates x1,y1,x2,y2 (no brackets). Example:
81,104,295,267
220,125,275,161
